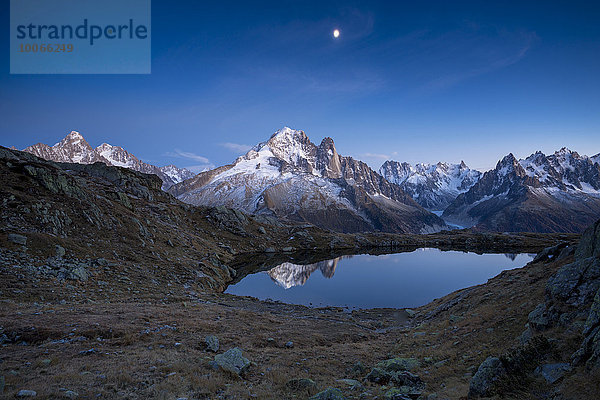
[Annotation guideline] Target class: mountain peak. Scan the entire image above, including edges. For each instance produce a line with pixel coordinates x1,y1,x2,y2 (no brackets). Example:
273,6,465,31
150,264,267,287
264,127,315,166
66,130,84,140
269,126,306,141
556,147,572,155
496,153,519,168
319,137,336,148
23,131,194,189
57,130,89,147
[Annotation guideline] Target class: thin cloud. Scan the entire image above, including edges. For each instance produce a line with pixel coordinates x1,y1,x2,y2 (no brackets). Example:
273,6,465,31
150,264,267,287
417,28,538,93
166,149,211,163
219,142,252,153
362,152,392,160
361,151,399,160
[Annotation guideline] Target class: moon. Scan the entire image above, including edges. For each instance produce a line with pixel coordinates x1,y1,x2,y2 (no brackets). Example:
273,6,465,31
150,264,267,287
333,29,340,38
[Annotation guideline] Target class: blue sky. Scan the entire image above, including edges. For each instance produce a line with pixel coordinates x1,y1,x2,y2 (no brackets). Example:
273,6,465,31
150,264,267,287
1,0,599,172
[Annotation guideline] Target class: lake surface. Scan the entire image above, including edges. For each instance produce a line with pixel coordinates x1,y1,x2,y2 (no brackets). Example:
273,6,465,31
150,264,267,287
225,249,533,309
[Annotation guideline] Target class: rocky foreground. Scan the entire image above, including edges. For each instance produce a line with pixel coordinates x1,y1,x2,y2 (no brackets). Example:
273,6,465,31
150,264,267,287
1,146,599,399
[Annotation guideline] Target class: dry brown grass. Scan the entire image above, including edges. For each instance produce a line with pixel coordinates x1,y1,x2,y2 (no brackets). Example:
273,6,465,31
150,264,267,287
1,252,598,399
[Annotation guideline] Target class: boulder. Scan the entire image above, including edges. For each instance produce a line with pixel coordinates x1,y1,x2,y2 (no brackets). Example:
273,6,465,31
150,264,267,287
348,361,366,377
384,388,414,400
584,289,600,336
55,245,66,258
336,379,363,390
309,387,346,400
365,367,392,384
62,390,79,399
527,303,555,330
468,357,506,398
533,243,568,263
573,290,600,370
8,233,27,246
211,347,250,376
546,257,600,307
286,378,317,392
535,363,571,384
376,357,420,372
205,335,219,352
390,370,424,393
67,264,90,282
575,219,600,260
16,390,37,397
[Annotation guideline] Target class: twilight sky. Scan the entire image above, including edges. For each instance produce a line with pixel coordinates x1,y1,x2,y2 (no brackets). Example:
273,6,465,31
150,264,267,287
1,0,599,172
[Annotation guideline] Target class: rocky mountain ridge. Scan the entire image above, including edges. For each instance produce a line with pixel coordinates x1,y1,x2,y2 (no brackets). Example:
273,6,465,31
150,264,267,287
380,160,482,210
170,127,446,234
23,131,195,189
443,148,600,233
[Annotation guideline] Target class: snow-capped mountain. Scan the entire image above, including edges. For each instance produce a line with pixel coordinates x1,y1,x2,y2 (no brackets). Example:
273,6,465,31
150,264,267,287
170,127,446,233
443,148,600,233
23,131,195,189
267,257,343,289
380,160,482,210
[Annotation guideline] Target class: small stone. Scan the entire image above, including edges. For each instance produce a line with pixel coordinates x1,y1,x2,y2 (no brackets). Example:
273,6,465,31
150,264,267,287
68,265,89,282
8,233,27,246
267,337,275,343
258,227,267,234
17,390,37,397
285,341,294,348
205,335,219,352
212,347,251,376
63,390,79,399
384,388,412,400
404,309,417,318
55,245,66,258
309,387,346,400
41,359,51,366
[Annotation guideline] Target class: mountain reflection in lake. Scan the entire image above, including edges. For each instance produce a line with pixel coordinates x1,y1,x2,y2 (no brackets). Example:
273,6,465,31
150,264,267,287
266,257,349,288
225,249,533,309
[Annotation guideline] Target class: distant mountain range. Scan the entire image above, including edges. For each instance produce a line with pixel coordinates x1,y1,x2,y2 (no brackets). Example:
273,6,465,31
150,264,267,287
22,131,194,189
168,127,446,234
380,160,482,210
443,148,600,233
18,128,600,233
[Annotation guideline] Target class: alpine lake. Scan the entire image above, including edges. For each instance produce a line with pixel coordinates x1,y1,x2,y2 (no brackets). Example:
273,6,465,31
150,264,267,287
225,248,534,310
